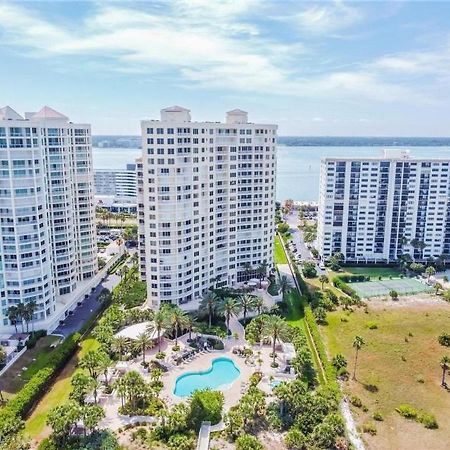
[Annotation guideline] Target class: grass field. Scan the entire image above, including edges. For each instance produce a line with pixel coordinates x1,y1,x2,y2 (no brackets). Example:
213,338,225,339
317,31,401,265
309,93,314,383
321,304,450,450
0,335,61,400
274,235,288,265
351,278,432,298
25,337,100,440
345,266,402,278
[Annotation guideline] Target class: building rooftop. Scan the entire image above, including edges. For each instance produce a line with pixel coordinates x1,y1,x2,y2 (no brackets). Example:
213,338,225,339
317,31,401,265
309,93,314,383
32,106,69,120
0,106,24,120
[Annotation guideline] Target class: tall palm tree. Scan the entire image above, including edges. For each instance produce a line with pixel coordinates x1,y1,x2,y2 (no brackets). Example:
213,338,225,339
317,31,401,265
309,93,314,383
352,335,366,380
112,336,129,361
243,262,253,281
256,259,269,287
318,275,329,290
440,355,450,387
26,301,37,334
134,332,153,364
7,306,19,333
220,298,241,336
239,294,257,323
262,315,290,366
185,315,197,341
199,290,219,328
278,275,293,297
114,377,127,408
16,303,27,333
148,307,170,352
168,307,189,345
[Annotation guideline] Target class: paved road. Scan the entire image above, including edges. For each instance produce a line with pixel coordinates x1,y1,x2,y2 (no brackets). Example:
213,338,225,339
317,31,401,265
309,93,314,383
285,212,326,275
53,273,121,337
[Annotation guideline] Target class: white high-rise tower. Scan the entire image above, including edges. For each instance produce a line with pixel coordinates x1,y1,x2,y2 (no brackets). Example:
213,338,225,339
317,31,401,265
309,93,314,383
137,106,277,308
0,106,97,332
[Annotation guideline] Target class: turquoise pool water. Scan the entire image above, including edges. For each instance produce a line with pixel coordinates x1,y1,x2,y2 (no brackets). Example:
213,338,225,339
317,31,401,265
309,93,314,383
173,357,241,397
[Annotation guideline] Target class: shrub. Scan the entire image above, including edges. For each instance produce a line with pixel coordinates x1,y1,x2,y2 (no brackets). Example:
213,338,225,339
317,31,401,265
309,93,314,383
438,332,450,347
366,321,378,330
396,404,418,419
167,433,195,450
26,330,47,349
362,422,377,435
350,396,362,408
285,428,306,449
416,375,425,383
418,412,438,429
236,434,263,450
372,411,384,421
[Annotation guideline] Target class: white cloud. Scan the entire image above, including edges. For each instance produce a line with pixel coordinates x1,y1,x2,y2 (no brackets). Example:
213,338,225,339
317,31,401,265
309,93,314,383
0,0,442,105
291,0,363,34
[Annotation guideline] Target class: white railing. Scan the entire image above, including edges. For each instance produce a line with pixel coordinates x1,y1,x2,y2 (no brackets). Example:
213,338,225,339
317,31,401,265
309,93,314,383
0,345,27,377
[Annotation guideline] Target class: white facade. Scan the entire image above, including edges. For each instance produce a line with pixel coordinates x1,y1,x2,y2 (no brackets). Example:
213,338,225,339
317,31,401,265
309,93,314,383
137,106,277,308
0,106,97,332
318,149,450,263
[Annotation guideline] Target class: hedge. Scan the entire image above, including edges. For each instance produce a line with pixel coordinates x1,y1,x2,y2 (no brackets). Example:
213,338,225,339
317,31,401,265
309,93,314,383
303,306,339,392
107,253,128,275
332,276,361,299
26,330,47,349
0,332,81,435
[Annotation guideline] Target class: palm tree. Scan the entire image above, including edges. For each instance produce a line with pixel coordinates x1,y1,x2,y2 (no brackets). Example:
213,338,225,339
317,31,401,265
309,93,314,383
254,297,265,315
199,290,219,328
7,306,19,333
256,260,269,287
114,377,127,408
352,335,366,380
425,266,436,280
26,301,37,334
168,307,189,346
118,265,129,281
434,282,443,295
112,336,129,361
148,307,170,352
185,315,197,341
134,332,153,364
440,355,450,387
243,262,253,281
220,298,241,336
278,275,293,297
318,274,329,290
239,294,257,323
262,315,290,366
16,303,27,332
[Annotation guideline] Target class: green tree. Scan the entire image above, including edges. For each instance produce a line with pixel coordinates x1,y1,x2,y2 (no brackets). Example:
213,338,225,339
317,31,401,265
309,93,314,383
111,336,129,361
220,298,241,336
331,354,347,371
425,265,436,279
168,307,189,346
79,350,111,402
199,290,219,328
434,282,443,295
7,306,19,333
254,296,265,315
148,306,170,352
188,389,224,431
256,259,269,287
352,335,366,380
70,373,95,406
438,332,450,347
318,274,329,290
81,404,105,434
285,427,306,449
262,315,290,366
278,275,293,297
389,290,399,301
47,401,81,444
440,355,450,387
239,294,257,323
302,261,317,278
134,332,153,364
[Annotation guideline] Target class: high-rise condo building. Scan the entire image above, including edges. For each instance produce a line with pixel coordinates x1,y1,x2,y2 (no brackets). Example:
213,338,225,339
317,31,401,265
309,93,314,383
318,149,450,263
137,106,277,308
0,106,97,332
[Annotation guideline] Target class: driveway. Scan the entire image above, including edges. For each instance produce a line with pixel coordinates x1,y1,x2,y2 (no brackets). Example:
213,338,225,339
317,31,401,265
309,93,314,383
53,273,121,337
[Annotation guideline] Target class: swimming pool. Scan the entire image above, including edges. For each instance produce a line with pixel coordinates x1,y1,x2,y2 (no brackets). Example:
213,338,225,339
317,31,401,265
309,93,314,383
173,357,241,397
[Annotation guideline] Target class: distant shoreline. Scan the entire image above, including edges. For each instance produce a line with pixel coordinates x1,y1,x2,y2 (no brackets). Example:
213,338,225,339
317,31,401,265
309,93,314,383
92,136,450,148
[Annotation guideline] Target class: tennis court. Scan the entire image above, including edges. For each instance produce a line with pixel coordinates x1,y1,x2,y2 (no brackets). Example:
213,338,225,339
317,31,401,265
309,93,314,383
350,278,433,298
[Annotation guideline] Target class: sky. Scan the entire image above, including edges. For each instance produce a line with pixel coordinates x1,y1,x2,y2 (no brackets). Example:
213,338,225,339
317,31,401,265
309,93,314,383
1,0,450,136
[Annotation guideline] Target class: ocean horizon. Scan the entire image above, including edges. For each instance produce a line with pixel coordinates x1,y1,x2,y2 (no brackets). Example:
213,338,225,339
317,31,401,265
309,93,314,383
93,144,450,202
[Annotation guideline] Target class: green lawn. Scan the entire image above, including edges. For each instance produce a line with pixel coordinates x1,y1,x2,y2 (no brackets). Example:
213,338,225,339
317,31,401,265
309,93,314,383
320,304,450,449
344,266,402,279
0,335,61,400
25,337,100,440
274,235,288,265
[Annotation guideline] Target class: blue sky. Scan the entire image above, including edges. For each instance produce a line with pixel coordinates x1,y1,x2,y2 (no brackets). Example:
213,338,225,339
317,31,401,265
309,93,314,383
1,0,450,136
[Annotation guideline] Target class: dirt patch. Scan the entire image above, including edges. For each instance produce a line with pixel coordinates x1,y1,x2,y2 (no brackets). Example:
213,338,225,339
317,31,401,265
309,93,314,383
367,293,448,310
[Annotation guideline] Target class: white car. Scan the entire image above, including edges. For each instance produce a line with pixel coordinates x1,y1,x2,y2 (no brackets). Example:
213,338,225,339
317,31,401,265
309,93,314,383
318,262,326,270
